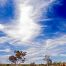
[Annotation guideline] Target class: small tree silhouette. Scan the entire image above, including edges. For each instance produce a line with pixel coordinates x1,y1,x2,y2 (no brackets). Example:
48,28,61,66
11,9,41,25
43,55,52,66
30,62,36,66
9,50,27,64
9,55,17,64
15,50,27,63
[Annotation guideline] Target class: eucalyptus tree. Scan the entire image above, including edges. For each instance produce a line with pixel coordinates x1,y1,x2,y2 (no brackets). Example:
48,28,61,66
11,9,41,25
9,50,27,65
43,55,52,66
15,50,27,63
9,55,17,64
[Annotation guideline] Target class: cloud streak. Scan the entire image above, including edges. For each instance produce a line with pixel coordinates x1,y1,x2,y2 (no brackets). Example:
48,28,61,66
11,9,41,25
0,0,66,64
1,0,54,44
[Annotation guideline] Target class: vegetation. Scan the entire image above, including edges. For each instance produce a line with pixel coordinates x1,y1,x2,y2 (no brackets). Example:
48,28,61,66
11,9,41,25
0,63,66,66
43,55,52,66
0,50,66,66
9,50,27,66
30,62,36,66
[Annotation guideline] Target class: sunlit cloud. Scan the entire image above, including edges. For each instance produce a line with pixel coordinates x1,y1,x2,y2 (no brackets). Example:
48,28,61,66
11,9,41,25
0,24,5,31
0,0,66,64
1,0,54,44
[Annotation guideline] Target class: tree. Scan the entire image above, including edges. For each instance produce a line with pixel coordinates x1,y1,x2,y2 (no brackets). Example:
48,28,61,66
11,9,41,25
9,50,27,64
43,55,52,66
30,62,36,66
15,50,27,63
9,55,17,64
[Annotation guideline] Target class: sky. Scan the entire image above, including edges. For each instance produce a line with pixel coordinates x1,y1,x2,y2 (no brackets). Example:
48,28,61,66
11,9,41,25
0,0,66,64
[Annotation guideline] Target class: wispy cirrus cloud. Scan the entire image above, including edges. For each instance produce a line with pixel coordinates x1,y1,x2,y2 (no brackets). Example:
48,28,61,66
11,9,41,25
1,0,54,44
24,34,66,63
0,0,66,64
0,48,12,53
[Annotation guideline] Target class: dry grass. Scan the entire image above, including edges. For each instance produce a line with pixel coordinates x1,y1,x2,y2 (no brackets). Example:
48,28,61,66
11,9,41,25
0,63,66,66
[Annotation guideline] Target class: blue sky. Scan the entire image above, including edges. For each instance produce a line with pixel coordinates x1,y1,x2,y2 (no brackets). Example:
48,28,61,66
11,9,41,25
0,0,66,64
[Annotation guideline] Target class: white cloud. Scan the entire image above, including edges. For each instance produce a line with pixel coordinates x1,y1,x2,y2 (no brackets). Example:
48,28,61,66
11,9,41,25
0,0,54,44
24,35,66,63
0,24,5,31
0,0,64,64
4,1,41,43
41,35,66,56
0,37,7,43
0,48,12,52
0,33,66,63
45,35,66,49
